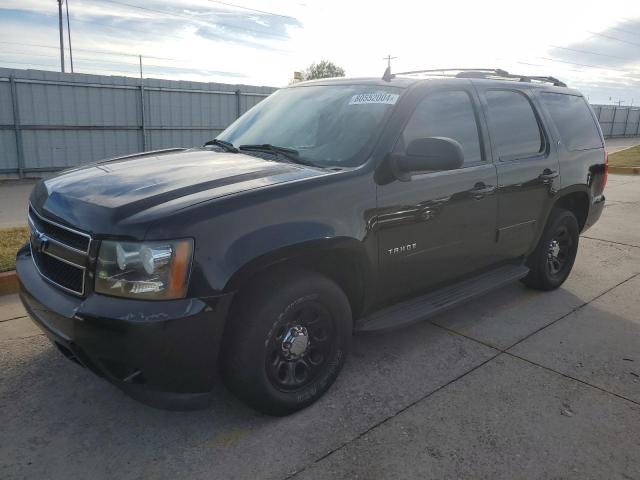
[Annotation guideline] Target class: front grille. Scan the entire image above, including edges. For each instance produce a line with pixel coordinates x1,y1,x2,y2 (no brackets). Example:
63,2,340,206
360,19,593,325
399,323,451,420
31,248,85,294
29,206,90,252
29,205,91,296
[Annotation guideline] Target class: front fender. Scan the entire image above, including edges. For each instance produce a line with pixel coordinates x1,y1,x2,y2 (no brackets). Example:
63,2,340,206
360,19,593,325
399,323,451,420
144,169,378,298
224,232,373,293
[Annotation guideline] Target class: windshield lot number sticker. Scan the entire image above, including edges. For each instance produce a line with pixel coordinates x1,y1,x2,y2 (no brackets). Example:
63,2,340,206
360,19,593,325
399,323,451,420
349,92,399,105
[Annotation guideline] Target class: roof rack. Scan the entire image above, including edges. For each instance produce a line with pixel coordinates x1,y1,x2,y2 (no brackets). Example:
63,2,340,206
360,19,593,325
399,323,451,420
391,68,567,87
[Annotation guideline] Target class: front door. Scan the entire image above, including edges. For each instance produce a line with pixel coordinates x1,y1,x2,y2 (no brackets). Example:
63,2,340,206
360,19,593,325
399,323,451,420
376,87,498,302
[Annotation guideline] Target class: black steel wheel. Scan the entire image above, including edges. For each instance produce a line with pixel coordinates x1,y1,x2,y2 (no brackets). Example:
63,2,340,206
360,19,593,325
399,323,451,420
222,268,352,416
265,301,335,392
522,208,579,291
546,223,574,277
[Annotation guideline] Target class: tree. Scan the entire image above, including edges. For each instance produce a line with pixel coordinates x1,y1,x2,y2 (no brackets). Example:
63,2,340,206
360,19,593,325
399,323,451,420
302,60,345,80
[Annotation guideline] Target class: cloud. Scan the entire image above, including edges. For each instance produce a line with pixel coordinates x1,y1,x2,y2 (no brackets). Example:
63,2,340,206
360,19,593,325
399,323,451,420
1,0,640,100
0,0,302,83
79,0,302,45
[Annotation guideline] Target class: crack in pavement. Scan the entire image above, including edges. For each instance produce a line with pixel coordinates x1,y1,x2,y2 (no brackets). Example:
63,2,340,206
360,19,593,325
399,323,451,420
0,315,28,323
282,349,503,479
582,236,640,250
283,270,640,479
427,271,640,408
505,352,640,407
427,271,639,358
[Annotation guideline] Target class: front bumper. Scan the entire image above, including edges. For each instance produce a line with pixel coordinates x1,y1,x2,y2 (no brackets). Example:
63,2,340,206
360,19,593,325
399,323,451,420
16,247,234,410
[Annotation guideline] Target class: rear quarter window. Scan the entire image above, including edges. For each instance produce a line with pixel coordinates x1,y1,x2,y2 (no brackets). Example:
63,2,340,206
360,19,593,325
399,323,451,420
539,93,603,151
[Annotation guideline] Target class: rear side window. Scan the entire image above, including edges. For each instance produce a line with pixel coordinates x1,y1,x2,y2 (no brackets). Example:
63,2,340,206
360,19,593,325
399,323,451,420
486,90,544,159
540,93,603,151
401,90,483,164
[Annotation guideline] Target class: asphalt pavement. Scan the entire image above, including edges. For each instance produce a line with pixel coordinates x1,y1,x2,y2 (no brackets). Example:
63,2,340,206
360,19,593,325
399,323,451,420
0,174,639,480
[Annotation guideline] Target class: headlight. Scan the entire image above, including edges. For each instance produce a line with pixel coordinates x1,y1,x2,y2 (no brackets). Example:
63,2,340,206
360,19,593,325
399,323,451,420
95,239,193,300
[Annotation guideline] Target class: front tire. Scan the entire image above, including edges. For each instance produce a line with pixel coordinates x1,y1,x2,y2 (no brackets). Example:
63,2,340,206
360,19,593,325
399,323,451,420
522,208,579,291
222,269,352,416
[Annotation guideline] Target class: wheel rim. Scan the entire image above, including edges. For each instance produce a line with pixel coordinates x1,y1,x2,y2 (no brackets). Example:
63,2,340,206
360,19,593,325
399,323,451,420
265,301,335,392
547,224,573,276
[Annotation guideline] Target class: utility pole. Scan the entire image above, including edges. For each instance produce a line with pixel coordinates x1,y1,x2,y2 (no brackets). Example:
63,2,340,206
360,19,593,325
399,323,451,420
65,0,74,73
57,0,65,72
382,54,397,81
383,54,397,69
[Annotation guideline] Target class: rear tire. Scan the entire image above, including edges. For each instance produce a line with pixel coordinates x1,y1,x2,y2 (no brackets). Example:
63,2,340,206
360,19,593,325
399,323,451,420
222,269,352,416
522,208,579,291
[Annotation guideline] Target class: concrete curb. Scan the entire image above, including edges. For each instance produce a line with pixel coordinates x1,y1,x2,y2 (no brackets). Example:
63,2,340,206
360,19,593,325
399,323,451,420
609,166,640,175
0,270,19,296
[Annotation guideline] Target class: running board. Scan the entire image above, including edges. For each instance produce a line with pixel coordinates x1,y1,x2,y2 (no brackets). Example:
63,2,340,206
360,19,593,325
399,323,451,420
355,264,529,332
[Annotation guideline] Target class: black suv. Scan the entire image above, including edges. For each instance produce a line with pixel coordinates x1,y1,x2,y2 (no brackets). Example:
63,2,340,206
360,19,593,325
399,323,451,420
17,69,607,415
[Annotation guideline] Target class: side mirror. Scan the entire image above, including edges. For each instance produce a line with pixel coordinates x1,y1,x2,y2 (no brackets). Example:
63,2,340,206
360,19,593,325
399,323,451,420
390,137,464,181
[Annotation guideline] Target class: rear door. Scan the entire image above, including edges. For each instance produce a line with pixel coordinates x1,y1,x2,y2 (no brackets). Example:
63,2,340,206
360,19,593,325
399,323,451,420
536,91,605,192
475,85,560,260
377,85,498,301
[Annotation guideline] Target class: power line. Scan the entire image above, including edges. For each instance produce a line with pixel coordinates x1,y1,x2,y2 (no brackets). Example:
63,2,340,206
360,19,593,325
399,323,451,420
0,58,242,78
548,45,635,62
515,61,543,67
11,41,633,73
2,49,183,69
204,0,297,20
0,49,243,75
587,30,640,48
608,23,640,37
0,58,137,74
538,56,629,73
0,40,181,61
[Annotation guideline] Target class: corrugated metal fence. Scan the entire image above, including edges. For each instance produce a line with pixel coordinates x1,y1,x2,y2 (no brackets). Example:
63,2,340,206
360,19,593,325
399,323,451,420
1,68,638,178
0,68,275,178
591,104,640,138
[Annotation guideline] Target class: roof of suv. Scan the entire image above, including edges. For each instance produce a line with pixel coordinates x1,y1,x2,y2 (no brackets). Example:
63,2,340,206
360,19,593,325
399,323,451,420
290,74,581,95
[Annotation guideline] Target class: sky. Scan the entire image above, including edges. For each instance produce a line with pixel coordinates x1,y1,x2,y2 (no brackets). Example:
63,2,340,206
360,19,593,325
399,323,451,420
1,0,640,104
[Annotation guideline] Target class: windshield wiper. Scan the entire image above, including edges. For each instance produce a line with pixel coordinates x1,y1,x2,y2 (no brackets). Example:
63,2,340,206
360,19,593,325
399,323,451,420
239,144,317,167
204,138,238,153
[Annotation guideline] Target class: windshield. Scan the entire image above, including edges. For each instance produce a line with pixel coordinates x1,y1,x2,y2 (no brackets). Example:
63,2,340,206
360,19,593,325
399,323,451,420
217,84,402,167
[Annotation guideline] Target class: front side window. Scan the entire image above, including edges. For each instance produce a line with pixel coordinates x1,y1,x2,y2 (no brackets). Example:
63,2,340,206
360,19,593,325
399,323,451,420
400,90,483,165
486,90,544,159
540,93,603,151
218,85,402,167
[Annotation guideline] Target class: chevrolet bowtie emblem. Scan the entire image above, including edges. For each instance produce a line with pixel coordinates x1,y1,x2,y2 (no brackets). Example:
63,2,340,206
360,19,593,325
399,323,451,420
32,231,49,253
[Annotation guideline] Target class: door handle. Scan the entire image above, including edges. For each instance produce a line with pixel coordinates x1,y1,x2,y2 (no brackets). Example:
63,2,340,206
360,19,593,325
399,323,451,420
471,182,496,199
539,169,559,184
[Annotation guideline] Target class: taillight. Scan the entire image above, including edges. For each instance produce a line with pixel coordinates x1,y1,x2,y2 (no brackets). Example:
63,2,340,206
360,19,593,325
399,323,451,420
603,149,608,190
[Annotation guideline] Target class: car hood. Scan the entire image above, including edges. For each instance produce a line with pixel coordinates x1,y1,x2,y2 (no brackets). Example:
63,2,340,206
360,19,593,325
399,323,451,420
30,148,327,236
